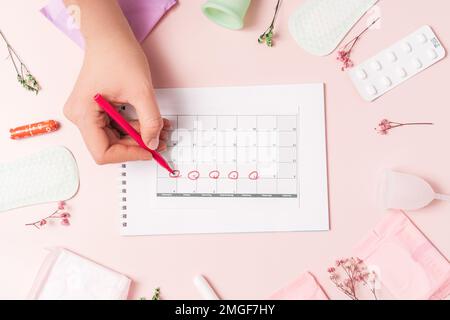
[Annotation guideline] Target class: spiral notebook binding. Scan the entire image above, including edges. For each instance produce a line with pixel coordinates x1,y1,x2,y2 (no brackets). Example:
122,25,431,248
120,163,128,228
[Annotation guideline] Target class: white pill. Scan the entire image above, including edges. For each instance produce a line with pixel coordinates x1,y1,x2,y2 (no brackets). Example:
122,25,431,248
427,49,438,60
371,60,382,71
381,76,392,87
412,58,423,69
366,85,378,96
402,42,412,53
386,51,397,62
396,67,407,78
417,33,427,44
356,69,368,80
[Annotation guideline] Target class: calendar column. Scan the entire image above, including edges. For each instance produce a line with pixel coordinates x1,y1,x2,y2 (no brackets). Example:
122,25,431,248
216,116,237,195
256,116,278,196
175,116,198,195
236,116,257,195
196,116,218,195
277,115,298,197
156,116,178,195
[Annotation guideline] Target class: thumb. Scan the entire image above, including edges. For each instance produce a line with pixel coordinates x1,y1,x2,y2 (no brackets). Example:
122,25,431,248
132,93,163,150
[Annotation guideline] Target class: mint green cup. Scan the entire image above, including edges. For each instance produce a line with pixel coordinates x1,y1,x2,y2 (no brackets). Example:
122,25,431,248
202,0,251,30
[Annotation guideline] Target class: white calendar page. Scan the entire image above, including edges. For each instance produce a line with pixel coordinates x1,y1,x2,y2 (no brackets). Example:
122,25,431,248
119,84,329,235
157,114,298,199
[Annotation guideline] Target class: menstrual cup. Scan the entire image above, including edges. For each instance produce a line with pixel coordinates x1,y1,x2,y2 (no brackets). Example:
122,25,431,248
202,0,251,30
378,170,450,211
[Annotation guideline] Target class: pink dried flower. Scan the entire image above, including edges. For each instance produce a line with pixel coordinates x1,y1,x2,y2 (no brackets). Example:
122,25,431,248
354,274,364,282
58,201,66,210
378,119,392,134
337,50,355,71
26,201,71,229
335,259,344,267
329,273,339,281
376,119,433,135
327,257,377,300
337,50,349,61
337,18,380,71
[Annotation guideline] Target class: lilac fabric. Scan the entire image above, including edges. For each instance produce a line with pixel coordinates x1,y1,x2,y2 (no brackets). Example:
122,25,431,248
41,0,177,48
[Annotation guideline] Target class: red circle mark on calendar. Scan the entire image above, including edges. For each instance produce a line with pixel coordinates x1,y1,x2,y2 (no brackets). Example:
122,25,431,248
228,171,239,180
188,170,200,180
248,171,259,180
209,170,220,179
169,170,181,178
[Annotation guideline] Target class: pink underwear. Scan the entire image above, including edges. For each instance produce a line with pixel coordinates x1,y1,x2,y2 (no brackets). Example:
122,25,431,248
41,0,177,48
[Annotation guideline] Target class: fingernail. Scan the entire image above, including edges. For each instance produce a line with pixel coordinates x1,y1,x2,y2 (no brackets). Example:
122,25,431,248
148,138,159,150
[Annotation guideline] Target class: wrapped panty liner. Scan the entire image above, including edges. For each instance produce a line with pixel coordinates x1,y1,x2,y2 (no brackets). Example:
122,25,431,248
28,248,131,300
354,211,450,300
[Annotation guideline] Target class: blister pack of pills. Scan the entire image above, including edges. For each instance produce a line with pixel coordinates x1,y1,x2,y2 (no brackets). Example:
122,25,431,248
349,25,446,102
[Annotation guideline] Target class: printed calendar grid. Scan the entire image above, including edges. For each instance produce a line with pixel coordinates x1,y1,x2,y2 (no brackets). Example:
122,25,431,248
156,115,298,198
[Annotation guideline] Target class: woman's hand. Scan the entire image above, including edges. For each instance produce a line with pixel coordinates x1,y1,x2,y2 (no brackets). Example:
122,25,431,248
63,0,169,164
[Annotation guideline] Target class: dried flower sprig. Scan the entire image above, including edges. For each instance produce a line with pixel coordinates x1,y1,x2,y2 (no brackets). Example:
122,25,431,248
258,0,282,47
152,287,161,300
0,29,41,94
26,201,71,229
337,18,381,71
327,257,378,300
139,287,161,300
376,119,434,135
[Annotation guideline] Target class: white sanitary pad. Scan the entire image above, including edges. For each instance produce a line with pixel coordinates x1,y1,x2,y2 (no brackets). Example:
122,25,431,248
289,0,378,56
0,146,79,212
28,248,131,300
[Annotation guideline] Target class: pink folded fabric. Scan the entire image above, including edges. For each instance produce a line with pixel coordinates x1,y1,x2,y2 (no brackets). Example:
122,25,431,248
270,272,329,300
354,211,450,300
41,0,177,48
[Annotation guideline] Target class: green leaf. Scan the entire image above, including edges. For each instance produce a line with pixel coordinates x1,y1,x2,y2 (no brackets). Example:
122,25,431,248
152,287,161,300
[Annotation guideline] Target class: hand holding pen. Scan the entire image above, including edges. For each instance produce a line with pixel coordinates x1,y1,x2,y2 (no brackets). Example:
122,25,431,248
94,94,173,173
62,1,171,165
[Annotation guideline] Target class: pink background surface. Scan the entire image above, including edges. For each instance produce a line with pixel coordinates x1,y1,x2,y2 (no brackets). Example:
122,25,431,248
0,0,449,299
